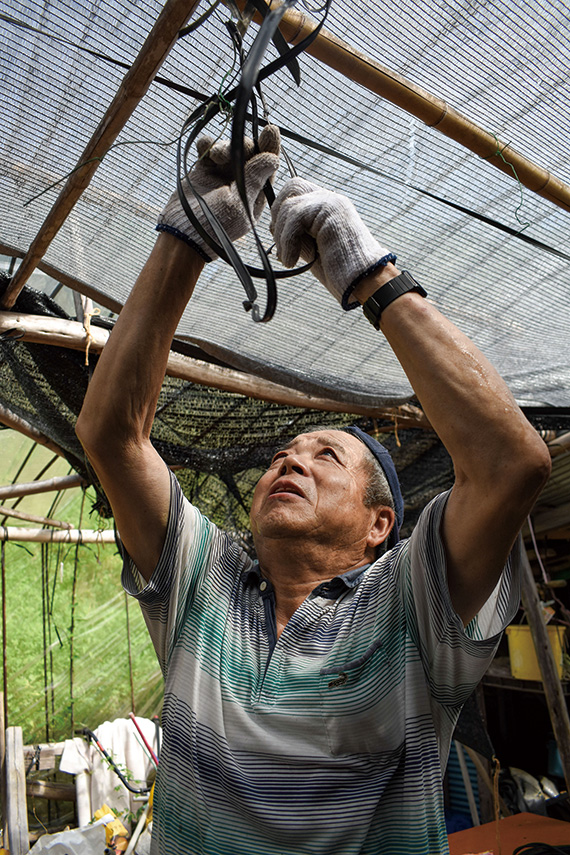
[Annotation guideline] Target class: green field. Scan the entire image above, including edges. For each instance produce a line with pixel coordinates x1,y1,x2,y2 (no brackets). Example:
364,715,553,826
0,430,161,744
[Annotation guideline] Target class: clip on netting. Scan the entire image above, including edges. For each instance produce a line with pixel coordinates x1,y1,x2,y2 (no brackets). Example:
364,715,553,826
176,0,332,322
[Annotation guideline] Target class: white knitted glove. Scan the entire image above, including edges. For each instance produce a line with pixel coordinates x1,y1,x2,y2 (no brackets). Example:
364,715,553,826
270,178,396,309
157,124,281,261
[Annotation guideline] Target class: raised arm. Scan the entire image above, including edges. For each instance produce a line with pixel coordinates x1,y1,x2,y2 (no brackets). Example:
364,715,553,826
76,127,280,582
270,179,551,624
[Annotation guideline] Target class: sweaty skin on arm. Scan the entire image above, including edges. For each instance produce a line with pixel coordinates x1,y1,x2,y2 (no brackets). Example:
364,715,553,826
353,265,551,625
76,126,281,583
76,236,204,582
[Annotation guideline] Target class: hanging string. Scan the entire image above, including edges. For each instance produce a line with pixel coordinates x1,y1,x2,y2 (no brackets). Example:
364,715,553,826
1,541,8,729
41,543,50,743
125,591,136,714
70,490,86,736
486,133,530,231
493,755,502,855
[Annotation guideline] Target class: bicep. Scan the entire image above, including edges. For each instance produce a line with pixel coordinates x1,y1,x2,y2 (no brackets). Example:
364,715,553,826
441,480,525,625
83,437,171,583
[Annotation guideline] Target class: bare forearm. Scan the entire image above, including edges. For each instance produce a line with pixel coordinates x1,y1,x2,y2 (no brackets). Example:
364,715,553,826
354,265,548,489
77,233,204,451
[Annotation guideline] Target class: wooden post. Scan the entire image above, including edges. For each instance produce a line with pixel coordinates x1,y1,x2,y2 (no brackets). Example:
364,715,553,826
5,726,29,855
520,550,570,791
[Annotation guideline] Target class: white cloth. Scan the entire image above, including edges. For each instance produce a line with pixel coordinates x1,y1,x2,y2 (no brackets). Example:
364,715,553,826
60,716,159,817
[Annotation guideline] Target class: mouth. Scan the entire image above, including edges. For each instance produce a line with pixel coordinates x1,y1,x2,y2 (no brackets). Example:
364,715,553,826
268,479,305,499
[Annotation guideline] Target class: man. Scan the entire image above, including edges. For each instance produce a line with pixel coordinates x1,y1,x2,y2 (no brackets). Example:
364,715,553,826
76,125,550,854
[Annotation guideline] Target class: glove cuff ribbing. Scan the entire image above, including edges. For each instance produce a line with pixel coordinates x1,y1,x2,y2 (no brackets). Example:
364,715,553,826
341,253,398,311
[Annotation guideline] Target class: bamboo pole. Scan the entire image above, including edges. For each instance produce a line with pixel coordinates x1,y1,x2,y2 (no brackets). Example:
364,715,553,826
237,2,570,213
520,549,570,792
0,0,203,309
0,505,72,529
0,404,68,459
0,527,116,544
0,242,123,316
0,311,429,426
0,474,85,501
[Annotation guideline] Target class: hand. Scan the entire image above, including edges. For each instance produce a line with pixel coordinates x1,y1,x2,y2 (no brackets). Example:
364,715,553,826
157,124,281,261
270,177,395,309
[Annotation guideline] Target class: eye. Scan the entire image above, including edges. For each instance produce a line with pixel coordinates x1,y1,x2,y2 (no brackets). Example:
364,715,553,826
319,447,339,460
270,451,287,465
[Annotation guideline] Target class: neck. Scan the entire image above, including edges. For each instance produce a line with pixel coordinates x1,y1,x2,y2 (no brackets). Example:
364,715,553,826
255,536,374,633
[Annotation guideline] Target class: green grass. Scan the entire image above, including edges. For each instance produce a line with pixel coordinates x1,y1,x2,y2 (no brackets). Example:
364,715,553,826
0,430,160,744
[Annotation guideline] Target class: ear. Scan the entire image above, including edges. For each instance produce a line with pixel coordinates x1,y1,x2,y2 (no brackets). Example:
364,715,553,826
366,506,396,549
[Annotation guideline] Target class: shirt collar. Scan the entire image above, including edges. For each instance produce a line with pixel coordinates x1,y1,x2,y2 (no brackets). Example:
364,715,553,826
244,561,370,599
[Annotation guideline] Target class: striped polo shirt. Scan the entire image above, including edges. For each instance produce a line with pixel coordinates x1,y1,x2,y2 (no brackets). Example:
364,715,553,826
122,473,520,855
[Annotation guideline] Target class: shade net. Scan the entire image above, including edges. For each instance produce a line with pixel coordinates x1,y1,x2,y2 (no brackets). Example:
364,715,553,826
1,0,570,410
0,281,460,543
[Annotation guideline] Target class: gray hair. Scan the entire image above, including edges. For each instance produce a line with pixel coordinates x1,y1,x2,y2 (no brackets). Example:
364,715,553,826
358,444,395,512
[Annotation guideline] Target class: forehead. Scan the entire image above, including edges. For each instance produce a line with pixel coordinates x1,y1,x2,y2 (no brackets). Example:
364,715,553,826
283,430,367,463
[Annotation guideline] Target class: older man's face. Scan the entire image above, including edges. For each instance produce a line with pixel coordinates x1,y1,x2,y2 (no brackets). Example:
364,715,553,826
249,430,378,550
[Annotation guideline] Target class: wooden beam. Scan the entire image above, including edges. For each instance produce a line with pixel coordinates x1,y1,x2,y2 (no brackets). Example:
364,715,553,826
0,527,116,544
5,726,29,855
0,404,68,458
0,311,430,426
1,0,203,308
548,432,570,458
26,779,76,801
0,505,72,529
0,242,123,316
527,501,570,537
520,549,570,792
23,742,65,771
236,1,570,213
0,474,85,501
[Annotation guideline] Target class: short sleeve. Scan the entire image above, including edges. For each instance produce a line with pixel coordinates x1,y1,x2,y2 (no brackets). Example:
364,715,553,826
121,471,235,674
402,489,522,706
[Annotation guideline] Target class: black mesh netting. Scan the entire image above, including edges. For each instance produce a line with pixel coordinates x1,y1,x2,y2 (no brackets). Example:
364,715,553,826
0,280,463,548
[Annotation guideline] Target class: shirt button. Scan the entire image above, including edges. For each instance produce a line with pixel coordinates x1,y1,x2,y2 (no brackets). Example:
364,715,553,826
259,580,267,592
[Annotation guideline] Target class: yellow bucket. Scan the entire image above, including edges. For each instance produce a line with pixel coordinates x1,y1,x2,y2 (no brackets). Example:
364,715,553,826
506,624,566,681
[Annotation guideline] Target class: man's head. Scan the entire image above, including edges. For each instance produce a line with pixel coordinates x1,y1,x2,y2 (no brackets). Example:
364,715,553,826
249,427,402,564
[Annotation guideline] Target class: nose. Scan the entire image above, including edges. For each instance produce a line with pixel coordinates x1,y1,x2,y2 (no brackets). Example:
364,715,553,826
279,454,306,477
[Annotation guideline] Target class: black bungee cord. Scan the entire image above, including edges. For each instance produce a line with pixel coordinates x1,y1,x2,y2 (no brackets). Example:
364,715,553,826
174,0,333,323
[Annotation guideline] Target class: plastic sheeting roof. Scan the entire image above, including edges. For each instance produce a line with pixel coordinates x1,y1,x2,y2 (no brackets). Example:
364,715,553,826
2,0,570,407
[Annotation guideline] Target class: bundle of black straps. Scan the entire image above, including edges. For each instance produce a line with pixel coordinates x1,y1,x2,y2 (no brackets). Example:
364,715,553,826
175,0,332,323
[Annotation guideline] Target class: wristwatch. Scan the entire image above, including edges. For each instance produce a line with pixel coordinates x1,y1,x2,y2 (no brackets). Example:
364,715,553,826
362,271,427,330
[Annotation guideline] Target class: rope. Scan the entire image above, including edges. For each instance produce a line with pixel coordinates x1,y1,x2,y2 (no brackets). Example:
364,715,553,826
493,755,502,855
83,307,101,366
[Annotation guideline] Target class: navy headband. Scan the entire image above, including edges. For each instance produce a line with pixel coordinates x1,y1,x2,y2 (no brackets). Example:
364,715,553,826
343,425,404,548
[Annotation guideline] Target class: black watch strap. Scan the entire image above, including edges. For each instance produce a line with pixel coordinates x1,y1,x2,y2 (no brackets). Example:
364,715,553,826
363,271,427,330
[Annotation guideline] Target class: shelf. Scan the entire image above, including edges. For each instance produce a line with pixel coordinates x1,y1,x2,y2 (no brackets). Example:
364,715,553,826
483,657,570,695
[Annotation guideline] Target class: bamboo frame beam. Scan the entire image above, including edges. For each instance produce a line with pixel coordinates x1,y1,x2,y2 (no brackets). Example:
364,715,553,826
0,504,72,529
239,2,570,213
0,311,430,427
0,474,85,501
0,242,123,316
0,0,202,309
0,527,116,544
0,403,68,458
